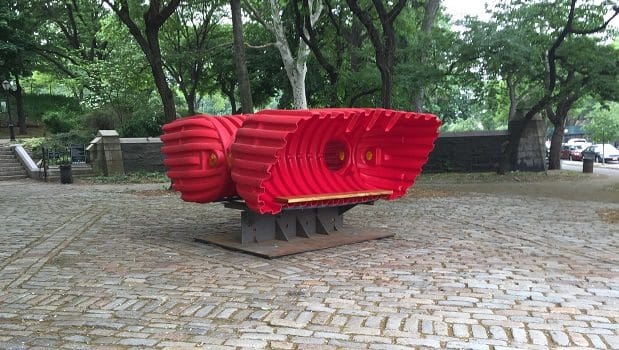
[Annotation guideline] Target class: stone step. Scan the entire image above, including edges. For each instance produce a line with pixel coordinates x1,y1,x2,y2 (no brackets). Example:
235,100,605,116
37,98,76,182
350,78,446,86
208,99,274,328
0,174,27,181
0,165,24,172
0,161,22,167
0,147,27,181
0,169,26,176
0,160,22,166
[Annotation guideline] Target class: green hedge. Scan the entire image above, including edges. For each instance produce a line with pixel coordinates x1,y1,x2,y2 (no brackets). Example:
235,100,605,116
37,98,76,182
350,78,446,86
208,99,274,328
23,94,81,123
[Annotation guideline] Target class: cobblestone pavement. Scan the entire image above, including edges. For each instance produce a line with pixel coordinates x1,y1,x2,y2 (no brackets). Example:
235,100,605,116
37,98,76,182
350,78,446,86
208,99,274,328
0,179,617,350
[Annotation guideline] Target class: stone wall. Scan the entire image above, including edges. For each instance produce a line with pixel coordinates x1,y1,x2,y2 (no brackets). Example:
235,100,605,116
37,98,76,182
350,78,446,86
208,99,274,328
423,131,509,173
513,119,547,171
424,119,547,173
120,138,165,173
92,124,546,175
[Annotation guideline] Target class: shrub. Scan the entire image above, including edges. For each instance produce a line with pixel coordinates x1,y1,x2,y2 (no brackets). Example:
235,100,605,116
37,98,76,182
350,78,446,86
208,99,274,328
81,108,118,132
118,107,165,137
23,94,81,123
45,130,94,149
41,110,79,134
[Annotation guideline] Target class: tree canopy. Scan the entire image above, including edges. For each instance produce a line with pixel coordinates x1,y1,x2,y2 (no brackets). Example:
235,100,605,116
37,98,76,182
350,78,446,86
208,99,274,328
1,0,617,155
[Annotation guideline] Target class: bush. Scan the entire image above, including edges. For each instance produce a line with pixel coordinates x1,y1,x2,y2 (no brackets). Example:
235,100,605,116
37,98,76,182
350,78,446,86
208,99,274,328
118,107,165,137
41,110,79,134
81,108,118,131
23,94,81,123
45,130,94,149
19,137,46,157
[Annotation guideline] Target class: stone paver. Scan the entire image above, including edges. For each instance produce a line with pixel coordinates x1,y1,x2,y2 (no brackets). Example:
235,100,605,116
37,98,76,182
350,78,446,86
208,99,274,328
0,179,617,349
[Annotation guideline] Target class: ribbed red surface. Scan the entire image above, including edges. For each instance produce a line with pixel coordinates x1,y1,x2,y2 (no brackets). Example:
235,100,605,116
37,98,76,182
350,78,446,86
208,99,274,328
161,114,246,203
231,108,441,214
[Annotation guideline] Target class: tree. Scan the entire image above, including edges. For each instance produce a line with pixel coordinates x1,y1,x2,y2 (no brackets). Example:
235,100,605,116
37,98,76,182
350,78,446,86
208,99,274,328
243,0,323,109
460,17,540,125
478,0,619,173
160,0,227,115
583,102,619,144
231,0,253,113
103,0,181,123
410,0,441,112
0,0,39,135
81,17,158,124
346,0,407,108
545,39,619,169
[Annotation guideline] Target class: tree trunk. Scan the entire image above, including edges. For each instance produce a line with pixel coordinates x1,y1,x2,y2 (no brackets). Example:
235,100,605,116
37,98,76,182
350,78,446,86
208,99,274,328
244,0,321,110
548,125,564,170
498,119,527,174
229,93,237,115
103,0,180,123
231,0,253,113
349,18,363,72
346,0,406,109
291,70,307,110
507,77,519,121
145,30,176,122
14,77,26,135
184,91,196,115
378,62,392,109
412,0,441,112
266,0,317,109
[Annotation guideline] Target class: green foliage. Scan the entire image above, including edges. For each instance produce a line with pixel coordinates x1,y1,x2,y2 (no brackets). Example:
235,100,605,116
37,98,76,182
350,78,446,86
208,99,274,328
0,1,37,78
160,0,228,113
441,117,485,132
583,102,619,143
23,94,82,123
239,23,283,108
8,0,617,144
18,137,46,155
199,93,231,115
44,130,93,149
41,110,80,134
80,108,118,131
118,107,165,137
22,130,93,159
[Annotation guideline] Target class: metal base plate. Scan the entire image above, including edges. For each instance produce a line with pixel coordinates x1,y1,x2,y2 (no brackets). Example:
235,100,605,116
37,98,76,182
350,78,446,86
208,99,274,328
195,228,394,258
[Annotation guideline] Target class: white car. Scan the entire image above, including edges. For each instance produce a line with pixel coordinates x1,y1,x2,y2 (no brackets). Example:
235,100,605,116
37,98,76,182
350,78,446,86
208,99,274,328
565,138,591,148
583,144,619,163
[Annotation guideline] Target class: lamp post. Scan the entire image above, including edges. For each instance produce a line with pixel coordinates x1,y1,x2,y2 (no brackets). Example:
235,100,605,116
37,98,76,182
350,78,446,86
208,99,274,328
2,80,16,141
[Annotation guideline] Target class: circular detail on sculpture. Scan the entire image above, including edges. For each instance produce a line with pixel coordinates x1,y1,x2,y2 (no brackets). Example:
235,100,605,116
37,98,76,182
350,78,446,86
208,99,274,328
324,140,348,171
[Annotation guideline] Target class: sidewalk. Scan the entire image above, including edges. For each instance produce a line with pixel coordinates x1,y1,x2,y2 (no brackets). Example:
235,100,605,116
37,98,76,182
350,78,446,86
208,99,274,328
0,178,617,349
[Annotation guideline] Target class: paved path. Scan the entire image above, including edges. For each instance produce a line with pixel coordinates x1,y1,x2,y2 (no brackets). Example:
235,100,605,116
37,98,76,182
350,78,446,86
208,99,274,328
0,179,617,349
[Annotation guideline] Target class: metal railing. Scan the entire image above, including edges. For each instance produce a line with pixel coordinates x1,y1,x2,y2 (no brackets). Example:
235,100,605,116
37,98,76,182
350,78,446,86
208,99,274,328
39,144,89,181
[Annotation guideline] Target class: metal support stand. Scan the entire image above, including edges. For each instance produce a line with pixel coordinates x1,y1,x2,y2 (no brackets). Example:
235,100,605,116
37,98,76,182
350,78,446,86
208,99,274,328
195,202,393,258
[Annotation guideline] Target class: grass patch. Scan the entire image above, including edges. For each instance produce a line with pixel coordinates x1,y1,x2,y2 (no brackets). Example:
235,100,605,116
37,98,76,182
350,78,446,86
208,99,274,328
80,171,169,184
416,170,592,184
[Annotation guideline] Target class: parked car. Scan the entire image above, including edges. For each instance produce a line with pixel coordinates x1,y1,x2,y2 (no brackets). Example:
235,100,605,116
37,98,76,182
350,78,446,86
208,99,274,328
565,138,588,145
565,138,591,149
582,144,619,163
560,144,585,161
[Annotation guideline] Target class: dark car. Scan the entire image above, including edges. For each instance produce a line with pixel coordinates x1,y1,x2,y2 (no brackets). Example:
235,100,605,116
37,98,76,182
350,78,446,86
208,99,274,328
560,144,585,161
582,144,619,163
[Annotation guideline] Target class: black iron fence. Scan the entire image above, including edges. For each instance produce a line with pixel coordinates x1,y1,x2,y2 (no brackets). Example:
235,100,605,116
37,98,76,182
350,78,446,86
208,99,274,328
42,144,89,166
